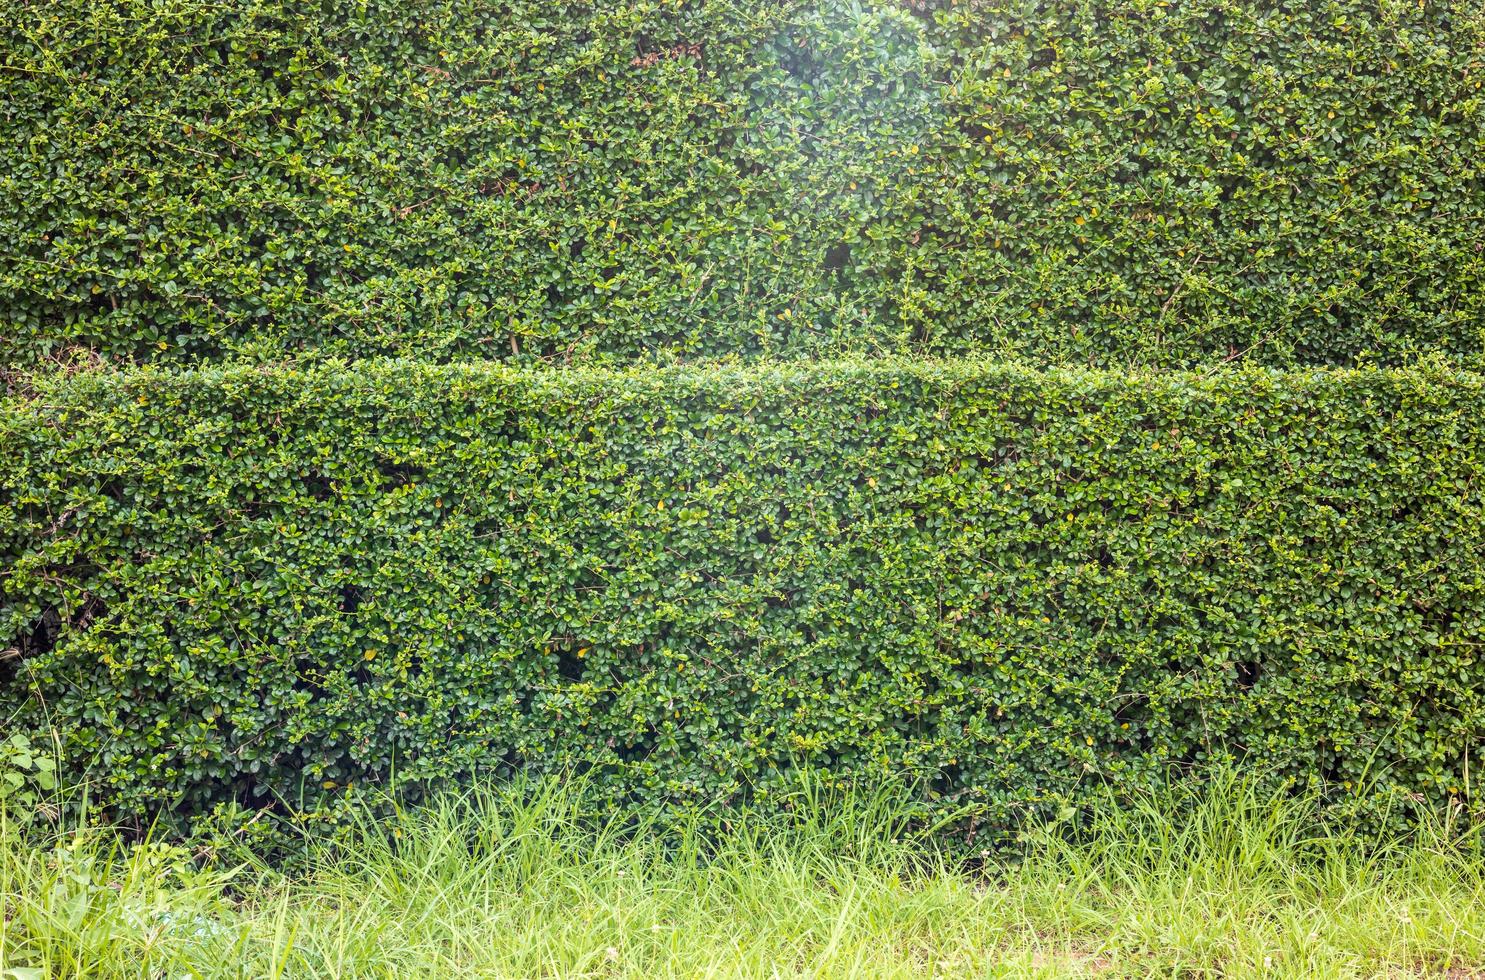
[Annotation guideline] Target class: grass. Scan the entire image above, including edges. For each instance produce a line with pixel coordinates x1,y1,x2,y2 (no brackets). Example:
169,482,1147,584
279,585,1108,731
2,772,1483,978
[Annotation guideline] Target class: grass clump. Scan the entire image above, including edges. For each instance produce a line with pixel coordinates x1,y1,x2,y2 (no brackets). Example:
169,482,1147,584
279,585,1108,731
3,773,1483,978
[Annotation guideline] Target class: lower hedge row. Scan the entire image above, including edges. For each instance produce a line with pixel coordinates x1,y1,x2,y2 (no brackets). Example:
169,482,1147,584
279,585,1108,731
2,359,1483,838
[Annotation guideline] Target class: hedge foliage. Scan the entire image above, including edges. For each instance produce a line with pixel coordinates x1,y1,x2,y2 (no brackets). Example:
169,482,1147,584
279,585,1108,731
3,360,1482,834
4,0,1485,367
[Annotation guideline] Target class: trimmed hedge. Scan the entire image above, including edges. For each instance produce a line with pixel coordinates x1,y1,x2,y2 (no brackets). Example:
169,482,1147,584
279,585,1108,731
2,359,1483,834
4,0,1485,367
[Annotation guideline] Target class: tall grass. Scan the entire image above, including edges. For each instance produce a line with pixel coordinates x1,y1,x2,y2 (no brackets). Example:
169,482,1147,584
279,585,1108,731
3,773,1483,978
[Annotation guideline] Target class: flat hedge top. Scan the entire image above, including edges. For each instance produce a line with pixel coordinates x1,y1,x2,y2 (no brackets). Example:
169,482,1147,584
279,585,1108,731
8,354,1485,405
4,0,1484,368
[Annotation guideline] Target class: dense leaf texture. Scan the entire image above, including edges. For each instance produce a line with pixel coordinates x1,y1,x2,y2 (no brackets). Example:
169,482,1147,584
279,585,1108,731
3,0,1484,366
2,361,1481,833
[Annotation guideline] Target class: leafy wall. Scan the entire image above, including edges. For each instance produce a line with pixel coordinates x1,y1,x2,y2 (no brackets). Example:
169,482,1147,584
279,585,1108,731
3,0,1483,367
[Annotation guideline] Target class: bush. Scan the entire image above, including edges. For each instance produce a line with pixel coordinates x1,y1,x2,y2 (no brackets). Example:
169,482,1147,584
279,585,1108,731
2,359,1482,835
3,0,1484,367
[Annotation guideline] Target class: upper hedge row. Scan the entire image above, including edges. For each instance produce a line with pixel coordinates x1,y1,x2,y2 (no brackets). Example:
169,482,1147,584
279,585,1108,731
2,358,1482,836
4,0,1484,368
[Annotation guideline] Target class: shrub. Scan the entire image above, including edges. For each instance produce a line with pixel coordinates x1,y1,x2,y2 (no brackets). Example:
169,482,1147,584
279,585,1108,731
3,0,1483,367
2,359,1482,836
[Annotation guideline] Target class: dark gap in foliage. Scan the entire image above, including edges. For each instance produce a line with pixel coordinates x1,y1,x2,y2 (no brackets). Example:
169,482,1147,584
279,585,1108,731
3,592,110,686
554,645,586,682
775,33,823,86
95,476,124,502
822,240,851,277
290,662,330,706
929,759,961,801
24,605,61,660
351,653,376,686
956,116,992,144
374,458,426,487
1170,743,1206,774
613,729,657,764
1319,750,1349,788
301,469,333,501
1,607,56,686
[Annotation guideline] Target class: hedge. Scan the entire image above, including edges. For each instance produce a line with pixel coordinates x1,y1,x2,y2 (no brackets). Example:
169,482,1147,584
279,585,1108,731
2,359,1482,836
3,0,1484,368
